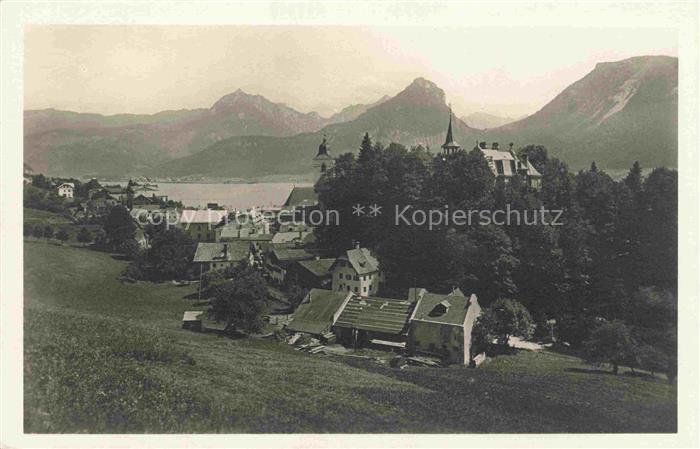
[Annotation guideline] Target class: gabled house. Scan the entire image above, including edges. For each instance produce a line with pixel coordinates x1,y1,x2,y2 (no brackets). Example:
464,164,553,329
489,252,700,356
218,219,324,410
407,290,482,365
192,241,252,272
179,209,228,242
265,245,316,284
56,183,75,198
292,258,336,289
330,246,383,297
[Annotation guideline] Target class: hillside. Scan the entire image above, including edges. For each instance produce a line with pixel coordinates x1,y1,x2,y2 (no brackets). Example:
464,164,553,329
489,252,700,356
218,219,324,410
462,112,522,129
154,78,480,178
24,91,385,177
486,55,678,168
24,242,677,432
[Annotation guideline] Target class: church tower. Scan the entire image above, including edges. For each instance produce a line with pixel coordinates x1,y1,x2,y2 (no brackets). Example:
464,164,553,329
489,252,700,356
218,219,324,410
441,107,461,155
312,134,335,182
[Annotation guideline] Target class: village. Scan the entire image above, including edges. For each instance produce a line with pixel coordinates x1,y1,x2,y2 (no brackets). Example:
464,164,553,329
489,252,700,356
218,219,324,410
25,115,546,368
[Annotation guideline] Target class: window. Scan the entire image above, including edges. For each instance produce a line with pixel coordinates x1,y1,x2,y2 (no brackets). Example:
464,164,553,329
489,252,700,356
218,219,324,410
339,273,343,279
496,160,504,175
363,286,367,292
346,285,350,291
345,274,351,280
353,275,359,281
338,285,343,291
509,160,516,174
354,286,358,292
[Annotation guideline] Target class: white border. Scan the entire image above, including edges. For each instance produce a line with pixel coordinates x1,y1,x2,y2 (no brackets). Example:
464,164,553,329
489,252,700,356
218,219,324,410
1,1,698,448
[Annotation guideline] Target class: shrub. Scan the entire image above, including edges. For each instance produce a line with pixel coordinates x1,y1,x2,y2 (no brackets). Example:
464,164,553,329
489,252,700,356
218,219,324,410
583,319,638,375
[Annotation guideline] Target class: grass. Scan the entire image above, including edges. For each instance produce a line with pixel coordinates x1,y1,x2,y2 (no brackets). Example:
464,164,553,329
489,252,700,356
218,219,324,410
24,241,677,433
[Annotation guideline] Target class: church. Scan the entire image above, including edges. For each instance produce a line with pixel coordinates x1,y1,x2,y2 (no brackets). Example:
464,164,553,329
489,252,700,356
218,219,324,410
442,111,542,188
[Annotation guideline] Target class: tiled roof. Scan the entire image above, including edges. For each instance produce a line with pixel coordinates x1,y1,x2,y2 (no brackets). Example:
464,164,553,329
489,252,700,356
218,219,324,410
334,296,413,335
297,258,335,278
287,289,350,335
334,247,380,275
271,246,316,263
411,292,479,326
283,186,318,207
192,242,249,263
272,230,313,244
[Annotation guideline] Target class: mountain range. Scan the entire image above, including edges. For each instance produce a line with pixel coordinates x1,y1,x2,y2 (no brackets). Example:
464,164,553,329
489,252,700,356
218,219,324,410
24,55,677,179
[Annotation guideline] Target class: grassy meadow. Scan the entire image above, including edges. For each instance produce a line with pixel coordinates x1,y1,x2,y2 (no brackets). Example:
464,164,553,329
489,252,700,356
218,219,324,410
23,241,677,433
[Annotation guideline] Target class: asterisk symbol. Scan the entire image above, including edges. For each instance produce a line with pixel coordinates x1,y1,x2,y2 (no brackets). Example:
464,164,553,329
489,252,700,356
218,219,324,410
369,204,382,217
352,204,366,216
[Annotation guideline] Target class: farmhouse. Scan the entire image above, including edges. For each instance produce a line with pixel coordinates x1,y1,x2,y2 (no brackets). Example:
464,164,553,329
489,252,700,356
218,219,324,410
291,258,336,289
407,289,482,365
217,223,271,242
286,288,352,337
266,245,316,284
332,295,414,348
56,182,74,198
180,209,228,242
330,245,383,296
192,241,252,272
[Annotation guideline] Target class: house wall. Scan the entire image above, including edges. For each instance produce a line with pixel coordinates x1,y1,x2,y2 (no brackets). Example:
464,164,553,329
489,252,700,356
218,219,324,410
181,223,216,241
331,262,379,297
58,186,74,198
408,320,467,365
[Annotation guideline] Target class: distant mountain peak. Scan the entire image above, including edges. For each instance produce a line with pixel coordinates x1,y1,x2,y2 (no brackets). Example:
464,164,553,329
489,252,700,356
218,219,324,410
392,77,446,106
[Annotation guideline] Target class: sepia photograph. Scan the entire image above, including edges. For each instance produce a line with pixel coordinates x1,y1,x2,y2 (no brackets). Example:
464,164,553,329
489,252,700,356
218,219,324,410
1,1,699,447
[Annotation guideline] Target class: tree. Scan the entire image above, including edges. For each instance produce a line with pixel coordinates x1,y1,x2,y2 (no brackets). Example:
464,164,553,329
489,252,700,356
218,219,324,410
77,227,93,246
32,225,43,239
583,320,637,375
517,145,548,173
474,298,534,349
43,224,54,241
55,228,70,244
208,263,268,334
103,205,136,250
118,238,142,260
125,227,196,281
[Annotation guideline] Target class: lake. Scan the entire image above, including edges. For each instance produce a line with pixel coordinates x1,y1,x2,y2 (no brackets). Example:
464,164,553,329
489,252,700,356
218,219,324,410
121,182,312,209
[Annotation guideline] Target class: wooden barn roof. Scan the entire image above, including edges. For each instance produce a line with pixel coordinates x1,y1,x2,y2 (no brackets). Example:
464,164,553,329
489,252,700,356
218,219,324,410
334,295,413,335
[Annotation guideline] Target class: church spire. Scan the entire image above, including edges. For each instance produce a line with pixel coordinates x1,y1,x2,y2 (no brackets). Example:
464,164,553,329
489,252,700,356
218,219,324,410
441,105,461,154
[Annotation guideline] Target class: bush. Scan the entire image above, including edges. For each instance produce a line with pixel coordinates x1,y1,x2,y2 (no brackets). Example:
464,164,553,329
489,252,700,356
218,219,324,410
43,224,54,240
77,227,93,246
583,319,638,375
474,298,534,351
118,239,142,260
32,225,44,239
56,228,70,244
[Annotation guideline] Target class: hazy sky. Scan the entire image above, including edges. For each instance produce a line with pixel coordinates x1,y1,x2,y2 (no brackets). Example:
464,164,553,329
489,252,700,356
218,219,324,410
25,26,677,118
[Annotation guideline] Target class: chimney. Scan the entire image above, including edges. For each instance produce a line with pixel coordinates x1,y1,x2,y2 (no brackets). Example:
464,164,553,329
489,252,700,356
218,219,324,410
355,241,361,249
479,141,487,149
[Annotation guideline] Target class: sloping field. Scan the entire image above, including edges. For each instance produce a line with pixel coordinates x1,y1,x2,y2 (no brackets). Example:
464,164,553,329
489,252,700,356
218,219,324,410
23,241,677,433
